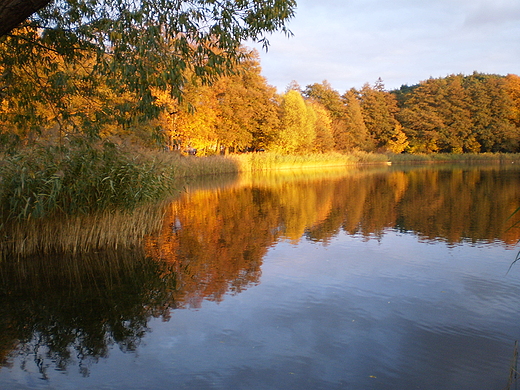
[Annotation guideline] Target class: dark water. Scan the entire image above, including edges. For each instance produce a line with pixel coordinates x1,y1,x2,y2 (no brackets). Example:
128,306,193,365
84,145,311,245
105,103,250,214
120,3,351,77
1,164,520,389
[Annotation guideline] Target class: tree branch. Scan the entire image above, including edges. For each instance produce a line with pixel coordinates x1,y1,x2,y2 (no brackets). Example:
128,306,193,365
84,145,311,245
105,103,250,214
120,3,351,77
0,0,53,36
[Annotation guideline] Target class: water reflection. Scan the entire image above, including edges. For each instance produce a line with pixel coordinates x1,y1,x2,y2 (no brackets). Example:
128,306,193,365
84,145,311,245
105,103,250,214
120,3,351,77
1,164,520,386
0,250,177,376
154,165,520,250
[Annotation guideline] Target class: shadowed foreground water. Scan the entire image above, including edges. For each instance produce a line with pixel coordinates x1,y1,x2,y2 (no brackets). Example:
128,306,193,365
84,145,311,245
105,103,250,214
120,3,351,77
1,164,520,389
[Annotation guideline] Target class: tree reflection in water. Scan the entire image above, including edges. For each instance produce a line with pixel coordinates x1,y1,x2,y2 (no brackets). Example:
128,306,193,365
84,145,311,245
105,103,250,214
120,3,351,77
0,249,177,377
1,164,520,378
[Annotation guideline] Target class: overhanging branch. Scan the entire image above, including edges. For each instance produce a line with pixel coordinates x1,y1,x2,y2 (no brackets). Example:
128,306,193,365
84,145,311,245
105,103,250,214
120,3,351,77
0,0,53,36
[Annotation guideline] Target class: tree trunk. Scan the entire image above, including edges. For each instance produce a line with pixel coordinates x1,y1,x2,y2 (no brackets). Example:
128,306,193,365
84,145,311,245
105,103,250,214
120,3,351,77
0,0,52,36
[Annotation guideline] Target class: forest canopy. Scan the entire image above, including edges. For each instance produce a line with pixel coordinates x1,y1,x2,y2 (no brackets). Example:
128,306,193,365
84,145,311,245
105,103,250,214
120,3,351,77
148,71,520,155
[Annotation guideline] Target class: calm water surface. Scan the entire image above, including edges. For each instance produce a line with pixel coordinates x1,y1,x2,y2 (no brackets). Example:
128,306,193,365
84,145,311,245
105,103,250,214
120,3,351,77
1,164,520,389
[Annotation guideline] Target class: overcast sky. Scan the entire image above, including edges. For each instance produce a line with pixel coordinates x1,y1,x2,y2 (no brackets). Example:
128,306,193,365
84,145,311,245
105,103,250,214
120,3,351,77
246,0,520,93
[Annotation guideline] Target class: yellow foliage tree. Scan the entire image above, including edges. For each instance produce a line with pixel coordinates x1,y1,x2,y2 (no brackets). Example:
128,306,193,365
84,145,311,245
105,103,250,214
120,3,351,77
273,89,316,154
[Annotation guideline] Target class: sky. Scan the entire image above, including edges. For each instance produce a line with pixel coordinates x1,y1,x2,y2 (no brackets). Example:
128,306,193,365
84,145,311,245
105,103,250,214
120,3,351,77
246,0,520,93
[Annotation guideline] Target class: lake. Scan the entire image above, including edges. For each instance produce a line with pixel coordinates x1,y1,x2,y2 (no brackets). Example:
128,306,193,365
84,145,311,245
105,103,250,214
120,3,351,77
1,163,520,389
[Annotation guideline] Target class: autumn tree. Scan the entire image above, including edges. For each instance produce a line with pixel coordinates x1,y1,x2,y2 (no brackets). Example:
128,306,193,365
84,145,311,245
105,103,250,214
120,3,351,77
340,89,374,151
151,49,279,154
0,0,296,142
159,82,220,153
505,74,520,129
464,73,518,152
0,45,142,143
304,81,345,118
503,74,520,151
438,76,475,153
397,78,446,153
213,51,280,153
304,81,354,151
398,73,519,153
358,79,405,152
308,102,335,152
273,89,316,154
398,76,476,153
214,77,255,154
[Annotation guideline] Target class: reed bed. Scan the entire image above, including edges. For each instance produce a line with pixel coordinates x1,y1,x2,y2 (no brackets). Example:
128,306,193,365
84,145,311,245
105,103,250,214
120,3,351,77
0,142,174,221
230,151,389,172
153,151,239,178
387,152,520,164
2,143,518,224
0,142,241,258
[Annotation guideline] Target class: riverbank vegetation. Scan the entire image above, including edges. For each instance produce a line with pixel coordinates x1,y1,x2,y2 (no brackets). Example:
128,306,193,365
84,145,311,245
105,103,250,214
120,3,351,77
2,142,519,224
0,141,243,222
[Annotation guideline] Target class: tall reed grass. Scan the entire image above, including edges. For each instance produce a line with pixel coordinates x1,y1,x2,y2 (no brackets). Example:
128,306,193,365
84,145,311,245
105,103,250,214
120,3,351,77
0,141,241,258
230,151,389,171
153,152,239,178
0,142,174,221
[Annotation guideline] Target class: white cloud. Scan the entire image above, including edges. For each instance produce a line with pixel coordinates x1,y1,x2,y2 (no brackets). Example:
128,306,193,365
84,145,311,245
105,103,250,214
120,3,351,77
247,0,520,93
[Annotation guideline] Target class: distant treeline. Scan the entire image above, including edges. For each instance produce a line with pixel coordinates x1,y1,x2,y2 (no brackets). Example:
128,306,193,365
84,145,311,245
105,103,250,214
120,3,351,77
296,72,520,155
1,44,518,155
